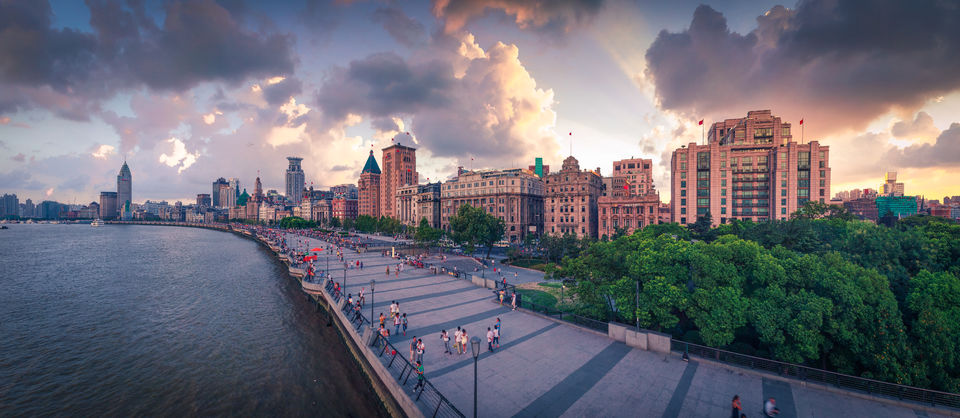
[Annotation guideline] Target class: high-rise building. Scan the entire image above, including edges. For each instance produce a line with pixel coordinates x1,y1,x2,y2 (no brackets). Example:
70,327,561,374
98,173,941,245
22,198,35,218
380,144,418,218
196,194,211,208
229,178,241,201
99,192,117,220
285,157,305,204
544,156,603,238
212,177,228,208
598,157,661,238
670,110,830,226
1,193,18,218
117,161,132,220
218,183,235,208
358,150,381,218
881,172,905,197
440,168,544,243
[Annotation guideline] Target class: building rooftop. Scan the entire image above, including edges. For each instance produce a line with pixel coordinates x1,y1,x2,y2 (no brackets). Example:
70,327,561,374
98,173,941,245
361,150,381,174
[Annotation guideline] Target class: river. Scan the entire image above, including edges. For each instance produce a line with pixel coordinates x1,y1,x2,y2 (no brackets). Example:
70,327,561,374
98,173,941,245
0,224,387,417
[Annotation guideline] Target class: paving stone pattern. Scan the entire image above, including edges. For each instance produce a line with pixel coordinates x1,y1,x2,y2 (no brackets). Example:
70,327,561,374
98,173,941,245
290,232,952,418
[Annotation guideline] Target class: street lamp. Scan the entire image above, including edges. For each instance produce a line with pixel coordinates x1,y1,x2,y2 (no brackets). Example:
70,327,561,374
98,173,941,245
471,336,481,418
370,279,376,325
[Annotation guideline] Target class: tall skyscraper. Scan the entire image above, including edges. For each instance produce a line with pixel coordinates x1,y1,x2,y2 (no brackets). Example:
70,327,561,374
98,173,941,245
380,144,418,218
218,183,235,208
670,110,830,226
229,178,241,200
117,161,132,219
1,193,18,218
286,157,305,204
212,177,228,208
358,150,381,218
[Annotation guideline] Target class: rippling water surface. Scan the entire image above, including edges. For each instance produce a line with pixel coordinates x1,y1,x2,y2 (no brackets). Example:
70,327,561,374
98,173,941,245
0,224,386,417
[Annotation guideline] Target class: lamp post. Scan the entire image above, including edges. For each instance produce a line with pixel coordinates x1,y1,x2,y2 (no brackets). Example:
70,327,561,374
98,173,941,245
370,279,376,325
471,336,481,418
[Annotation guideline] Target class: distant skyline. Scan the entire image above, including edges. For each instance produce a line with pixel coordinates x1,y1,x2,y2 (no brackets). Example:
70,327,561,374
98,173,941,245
2,0,959,204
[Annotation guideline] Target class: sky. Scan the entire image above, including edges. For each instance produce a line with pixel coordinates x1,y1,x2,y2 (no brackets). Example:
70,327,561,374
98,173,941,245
1,0,959,205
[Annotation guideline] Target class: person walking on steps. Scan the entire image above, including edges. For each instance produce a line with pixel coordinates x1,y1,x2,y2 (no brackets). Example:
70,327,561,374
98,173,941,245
416,338,424,363
441,330,451,354
731,395,742,418
394,313,401,335
409,337,418,363
401,313,408,336
413,361,425,393
487,327,495,352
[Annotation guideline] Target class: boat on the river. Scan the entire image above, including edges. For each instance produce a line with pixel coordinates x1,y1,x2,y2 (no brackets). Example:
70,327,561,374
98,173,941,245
91,219,105,227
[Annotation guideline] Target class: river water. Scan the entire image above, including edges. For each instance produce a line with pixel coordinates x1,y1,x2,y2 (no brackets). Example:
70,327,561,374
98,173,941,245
0,224,387,417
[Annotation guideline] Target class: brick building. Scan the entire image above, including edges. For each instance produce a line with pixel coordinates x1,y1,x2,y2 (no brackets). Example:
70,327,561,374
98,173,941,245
380,144,418,218
358,150,381,218
671,110,830,226
441,168,544,243
543,156,603,238
332,198,358,221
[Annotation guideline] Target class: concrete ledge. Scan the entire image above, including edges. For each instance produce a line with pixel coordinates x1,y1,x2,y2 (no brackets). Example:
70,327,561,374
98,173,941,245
626,329,648,350
608,322,628,343
647,330,672,354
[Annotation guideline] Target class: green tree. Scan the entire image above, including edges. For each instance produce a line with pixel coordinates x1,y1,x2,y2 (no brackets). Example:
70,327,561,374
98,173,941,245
907,270,960,392
355,214,377,233
414,217,442,248
342,217,355,231
449,204,505,258
328,217,341,228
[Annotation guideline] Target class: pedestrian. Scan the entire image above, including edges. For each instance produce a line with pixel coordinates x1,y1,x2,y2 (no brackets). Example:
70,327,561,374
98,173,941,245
486,327,494,352
379,312,385,328
413,361,425,393
453,327,462,354
441,330,451,354
378,325,390,348
416,338,424,363
386,266,390,276
499,289,505,305
764,398,779,417
459,329,468,355
394,312,401,335
359,288,365,307
731,395,742,418
360,261,364,269
402,313,408,336
493,325,500,348
511,292,517,311
409,337,418,362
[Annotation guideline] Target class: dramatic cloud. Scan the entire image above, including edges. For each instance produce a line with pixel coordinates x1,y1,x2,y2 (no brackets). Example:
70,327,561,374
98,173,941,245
645,1,960,135
158,137,199,173
91,144,115,159
372,6,426,47
261,76,303,105
891,111,939,141
432,0,603,36
886,123,960,168
0,0,295,117
314,33,561,165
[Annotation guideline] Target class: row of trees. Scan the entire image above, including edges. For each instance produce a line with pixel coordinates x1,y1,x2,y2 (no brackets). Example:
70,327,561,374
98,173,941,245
548,211,959,392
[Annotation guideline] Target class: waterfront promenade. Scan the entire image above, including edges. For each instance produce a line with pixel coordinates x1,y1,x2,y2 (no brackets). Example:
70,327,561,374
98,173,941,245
288,231,957,418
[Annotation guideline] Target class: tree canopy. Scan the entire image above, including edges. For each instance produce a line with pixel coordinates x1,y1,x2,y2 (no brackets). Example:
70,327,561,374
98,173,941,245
448,204,505,258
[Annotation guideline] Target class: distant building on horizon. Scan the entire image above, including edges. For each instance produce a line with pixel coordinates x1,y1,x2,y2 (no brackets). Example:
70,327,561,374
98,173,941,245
285,157,305,205
99,192,117,220
598,157,660,238
196,194,211,208
881,171,905,197
117,161,132,220
544,156,602,238
671,110,830,227
212,177,228,209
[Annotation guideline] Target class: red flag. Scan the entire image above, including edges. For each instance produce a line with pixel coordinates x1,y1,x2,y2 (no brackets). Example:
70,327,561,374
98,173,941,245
799,118,804,125
406,132,410,135
698,119,704,125
569,132,572,135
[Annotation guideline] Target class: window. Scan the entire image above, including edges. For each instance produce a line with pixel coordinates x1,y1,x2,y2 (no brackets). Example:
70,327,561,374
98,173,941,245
781,198,786,205
721,170,726,178
782,207,787,214
820,189,825,196
721,207,726,214
698,171,709,179
781,189,787,197
697,152,710,169
820,170,826,177
680,162,687,170
721,179,727,187
720,151,727,159
680,208,686,215
681,198,686,205
782,127,790,137
798,152,810,169
681,172,687,179
742,157,753,166
758,156,768,165
781,180,787,187
681,190,686,197
798,189,809,197
819,151,825,159
721,198,727,205
731,157,739,166
819,161,825,168
681,180,686,188
819,180,825,187
721,189,727,196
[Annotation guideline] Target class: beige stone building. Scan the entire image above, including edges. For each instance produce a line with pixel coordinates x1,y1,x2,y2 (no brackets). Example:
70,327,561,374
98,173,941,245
441,168,544,243
396,182,443,228
671,110,830,226
597,157,661,238
543,156,603,238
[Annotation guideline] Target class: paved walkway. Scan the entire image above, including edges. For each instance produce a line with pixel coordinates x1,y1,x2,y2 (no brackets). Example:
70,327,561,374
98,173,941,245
289,232,954,418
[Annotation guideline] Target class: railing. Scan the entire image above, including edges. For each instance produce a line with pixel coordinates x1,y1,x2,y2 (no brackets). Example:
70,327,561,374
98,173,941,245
672,340,960,410
373,335,466,418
